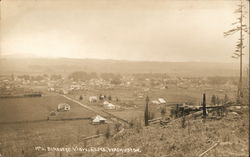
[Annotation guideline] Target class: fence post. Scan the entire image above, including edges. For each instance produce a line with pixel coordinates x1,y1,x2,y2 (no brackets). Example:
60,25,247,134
202,93,207,119
176,104,179,118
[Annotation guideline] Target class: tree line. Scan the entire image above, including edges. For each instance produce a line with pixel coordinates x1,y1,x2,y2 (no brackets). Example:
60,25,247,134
68,71,122,84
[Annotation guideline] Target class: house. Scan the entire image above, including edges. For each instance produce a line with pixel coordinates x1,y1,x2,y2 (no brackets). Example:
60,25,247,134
158,98,166,104
92,115,107,124
89,96,98,103
57,103,70,111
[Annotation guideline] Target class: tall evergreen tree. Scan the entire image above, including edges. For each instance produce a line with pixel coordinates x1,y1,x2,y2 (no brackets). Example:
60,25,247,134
224,0,249,104
144,96,150,126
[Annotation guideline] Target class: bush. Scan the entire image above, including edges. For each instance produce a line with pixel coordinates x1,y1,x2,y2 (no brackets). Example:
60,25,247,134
96,129,100,135
149,112,155,120
129,118,143,133
105,125,111,139
79,95,83,100
161,107,166,117
108,95,112,101
181,116,186,128
114,123,122,133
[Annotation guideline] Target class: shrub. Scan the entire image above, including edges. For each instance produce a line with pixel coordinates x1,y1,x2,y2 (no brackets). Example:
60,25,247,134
114,123,122,133
105,125,111,139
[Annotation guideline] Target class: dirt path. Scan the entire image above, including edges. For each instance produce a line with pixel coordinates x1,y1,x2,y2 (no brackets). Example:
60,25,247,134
60,94,129,125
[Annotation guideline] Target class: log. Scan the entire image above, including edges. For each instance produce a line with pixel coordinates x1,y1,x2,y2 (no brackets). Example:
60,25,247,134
198,142,219,157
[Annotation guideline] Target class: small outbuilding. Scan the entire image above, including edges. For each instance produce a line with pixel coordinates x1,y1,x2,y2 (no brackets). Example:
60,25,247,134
104,103,116,110
92,115,107,124
158,98,167,104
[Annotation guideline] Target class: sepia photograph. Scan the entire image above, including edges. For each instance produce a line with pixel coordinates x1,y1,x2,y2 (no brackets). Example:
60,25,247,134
0,0,249,157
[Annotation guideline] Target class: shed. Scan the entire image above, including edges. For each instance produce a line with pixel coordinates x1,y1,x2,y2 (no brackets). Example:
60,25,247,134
104,103,116,110
92,115,107,124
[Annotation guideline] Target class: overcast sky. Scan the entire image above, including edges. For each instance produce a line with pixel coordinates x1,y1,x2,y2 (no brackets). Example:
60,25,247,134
0,0,249,62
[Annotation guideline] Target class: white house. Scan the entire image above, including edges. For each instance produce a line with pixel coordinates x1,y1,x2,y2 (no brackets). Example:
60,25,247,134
57,103,70,111
92,115,107,124
158,98,166,104
89,96,98,103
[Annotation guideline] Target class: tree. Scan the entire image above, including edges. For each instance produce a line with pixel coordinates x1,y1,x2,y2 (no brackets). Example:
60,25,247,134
216,96,221,105
144,96,149,126
108,95,112,101
99,94,103,100
224,94,229,103
68,71,89,81
79,95,83,100
181,115,186,128
105,125,110,139
211,95,216,105
51,74,62,81
110,78,122,85
224,0,249,103
160,107,166,118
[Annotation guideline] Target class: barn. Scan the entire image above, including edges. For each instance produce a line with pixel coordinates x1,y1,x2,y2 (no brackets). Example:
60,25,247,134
57,103,71,111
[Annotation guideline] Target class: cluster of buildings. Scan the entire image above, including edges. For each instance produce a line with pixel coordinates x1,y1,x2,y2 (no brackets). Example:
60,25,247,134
0,73,237,97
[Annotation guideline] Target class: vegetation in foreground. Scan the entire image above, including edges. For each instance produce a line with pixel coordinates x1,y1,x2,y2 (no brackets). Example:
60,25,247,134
58,106,249,157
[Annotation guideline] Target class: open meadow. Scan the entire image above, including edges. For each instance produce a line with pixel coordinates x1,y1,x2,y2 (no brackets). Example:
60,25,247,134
0,95,107,157
0,120,108,157
0,95,94,123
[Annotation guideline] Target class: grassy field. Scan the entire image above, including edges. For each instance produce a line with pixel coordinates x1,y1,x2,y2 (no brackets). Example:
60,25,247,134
0,95,94,123
0,85,239,157
0,95,105,157
0,120,108,157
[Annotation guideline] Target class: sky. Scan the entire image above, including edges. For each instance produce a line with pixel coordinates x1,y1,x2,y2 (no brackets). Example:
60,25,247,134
0,0,249,62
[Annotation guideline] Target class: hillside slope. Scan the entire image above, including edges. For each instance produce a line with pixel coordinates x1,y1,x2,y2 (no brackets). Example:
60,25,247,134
51,108,248,157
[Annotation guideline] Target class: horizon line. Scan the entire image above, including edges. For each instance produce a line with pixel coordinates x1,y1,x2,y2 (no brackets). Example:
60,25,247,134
0,55,244,64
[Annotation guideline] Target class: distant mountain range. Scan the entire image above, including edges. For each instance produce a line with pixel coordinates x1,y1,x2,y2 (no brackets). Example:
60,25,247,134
0,57,243,77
